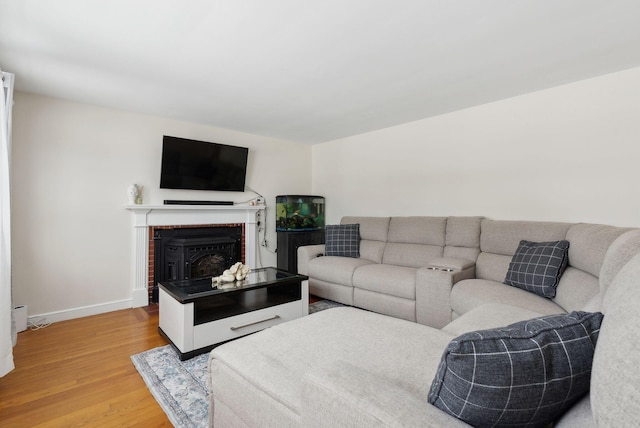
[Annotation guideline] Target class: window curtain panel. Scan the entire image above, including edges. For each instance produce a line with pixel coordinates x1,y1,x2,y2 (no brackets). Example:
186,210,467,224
0,70,15,377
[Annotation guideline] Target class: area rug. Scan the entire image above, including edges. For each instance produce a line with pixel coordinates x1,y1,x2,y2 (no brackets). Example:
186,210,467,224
131,299,343,427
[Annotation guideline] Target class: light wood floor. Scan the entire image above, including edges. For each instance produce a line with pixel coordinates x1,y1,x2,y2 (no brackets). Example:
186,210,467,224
0,305,171,427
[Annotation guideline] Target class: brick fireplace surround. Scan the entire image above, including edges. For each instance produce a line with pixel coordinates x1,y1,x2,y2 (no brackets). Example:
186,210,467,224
126,204,263,307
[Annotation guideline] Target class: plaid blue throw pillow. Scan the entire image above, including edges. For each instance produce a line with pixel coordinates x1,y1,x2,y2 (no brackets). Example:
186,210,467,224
429,311,603,428
504,240,570,298
325,224,360,257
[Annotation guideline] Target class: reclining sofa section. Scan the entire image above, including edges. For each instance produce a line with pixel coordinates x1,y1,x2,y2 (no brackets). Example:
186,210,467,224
297,216,630,328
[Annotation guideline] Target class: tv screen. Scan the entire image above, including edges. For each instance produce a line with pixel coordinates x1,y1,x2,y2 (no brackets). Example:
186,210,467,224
160,136,248,191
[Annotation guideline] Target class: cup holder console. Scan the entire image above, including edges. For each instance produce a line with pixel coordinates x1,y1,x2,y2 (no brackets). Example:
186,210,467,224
427,266,455,272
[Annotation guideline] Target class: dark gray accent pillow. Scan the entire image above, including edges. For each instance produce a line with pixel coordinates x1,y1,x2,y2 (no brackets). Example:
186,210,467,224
324,224,360,257
504,239,570,298
428,311,603,428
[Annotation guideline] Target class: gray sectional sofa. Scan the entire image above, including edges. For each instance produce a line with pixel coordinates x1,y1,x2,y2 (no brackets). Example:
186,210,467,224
207,216,640,427
298,217,629,328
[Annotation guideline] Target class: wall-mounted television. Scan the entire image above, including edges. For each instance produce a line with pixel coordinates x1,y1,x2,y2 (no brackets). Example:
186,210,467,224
160,136,249,192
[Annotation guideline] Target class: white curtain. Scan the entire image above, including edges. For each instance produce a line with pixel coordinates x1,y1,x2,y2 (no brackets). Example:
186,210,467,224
0,69,15,377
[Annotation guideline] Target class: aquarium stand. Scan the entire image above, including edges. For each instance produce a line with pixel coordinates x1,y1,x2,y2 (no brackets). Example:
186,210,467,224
277,230,325,274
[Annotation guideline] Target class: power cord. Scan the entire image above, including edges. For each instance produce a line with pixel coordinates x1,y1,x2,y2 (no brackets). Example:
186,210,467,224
245,186,276,268
28,316,51,330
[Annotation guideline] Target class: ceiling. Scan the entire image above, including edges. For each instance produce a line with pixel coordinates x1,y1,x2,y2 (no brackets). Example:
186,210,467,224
2,1,640,144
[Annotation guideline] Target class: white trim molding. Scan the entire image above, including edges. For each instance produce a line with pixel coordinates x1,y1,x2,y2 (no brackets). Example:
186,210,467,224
125,204,264,307
28,299,133,325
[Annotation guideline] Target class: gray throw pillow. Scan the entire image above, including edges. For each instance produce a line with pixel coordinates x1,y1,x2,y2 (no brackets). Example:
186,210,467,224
324,224,360,257
428,311,603,428
504,239,570,298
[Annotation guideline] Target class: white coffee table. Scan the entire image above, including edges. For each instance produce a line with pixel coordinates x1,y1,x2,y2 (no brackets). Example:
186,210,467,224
159,267,309,360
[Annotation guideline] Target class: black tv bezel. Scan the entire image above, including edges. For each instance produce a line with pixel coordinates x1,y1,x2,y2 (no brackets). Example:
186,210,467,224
159,136,249,192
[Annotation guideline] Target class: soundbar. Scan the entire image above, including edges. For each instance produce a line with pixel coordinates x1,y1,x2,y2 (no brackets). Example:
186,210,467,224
163,200,234,206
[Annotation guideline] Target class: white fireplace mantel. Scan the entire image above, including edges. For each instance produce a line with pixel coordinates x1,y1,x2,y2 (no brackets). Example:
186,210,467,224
126,204,264,307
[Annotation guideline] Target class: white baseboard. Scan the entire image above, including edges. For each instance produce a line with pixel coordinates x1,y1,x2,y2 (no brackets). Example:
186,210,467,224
27,299,133,325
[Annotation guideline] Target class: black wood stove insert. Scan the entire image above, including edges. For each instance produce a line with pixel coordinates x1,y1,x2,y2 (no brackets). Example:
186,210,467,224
152,226,242,302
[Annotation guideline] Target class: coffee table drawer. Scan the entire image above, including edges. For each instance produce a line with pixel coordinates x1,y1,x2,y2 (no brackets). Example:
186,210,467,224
193,300,303,349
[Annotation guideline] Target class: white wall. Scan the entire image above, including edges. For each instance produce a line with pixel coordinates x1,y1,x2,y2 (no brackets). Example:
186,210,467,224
313,67,640,227
11,93,312,320
13,66,640,321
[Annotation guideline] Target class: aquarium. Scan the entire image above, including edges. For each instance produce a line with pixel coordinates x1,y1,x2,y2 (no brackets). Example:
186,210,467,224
276,195,325,231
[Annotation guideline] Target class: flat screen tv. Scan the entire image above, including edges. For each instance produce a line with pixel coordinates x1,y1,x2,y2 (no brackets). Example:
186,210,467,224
160,136,249,191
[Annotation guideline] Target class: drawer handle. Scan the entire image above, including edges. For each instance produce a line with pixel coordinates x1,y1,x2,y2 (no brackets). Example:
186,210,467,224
230,315,280,331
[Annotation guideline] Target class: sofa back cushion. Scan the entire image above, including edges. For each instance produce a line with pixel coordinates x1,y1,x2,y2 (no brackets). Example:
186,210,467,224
476,220,572,282
591,251,640,426
566,224,630,277
341,216,390,263
552,224,629,312
553,267,600,312
443,216,483,261
598,229,640,294
583,228,640,312
382,217,447,268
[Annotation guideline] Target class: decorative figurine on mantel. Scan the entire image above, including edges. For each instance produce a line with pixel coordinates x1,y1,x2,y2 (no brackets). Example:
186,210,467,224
127,184,141,204
212,262,251,289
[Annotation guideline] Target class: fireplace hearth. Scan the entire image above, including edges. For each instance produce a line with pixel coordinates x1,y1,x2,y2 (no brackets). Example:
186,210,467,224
152,226,243,301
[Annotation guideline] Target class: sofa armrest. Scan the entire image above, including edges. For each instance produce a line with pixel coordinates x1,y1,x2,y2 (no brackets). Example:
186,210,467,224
301,360,469,428
297,244,326,275
416,258,476,328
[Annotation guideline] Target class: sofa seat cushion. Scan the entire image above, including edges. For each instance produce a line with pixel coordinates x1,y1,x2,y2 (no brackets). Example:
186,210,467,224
352,264,417,299
302,360,470,428
308,255,375,286
451,279,566,317
442,302,545,337
209,307,454,426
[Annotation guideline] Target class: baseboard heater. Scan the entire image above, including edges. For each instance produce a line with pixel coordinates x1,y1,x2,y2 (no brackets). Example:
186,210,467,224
163,200,234,206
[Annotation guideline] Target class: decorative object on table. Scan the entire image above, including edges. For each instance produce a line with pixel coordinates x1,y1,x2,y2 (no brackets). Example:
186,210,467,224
211,262,251,288
127,183,140,204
